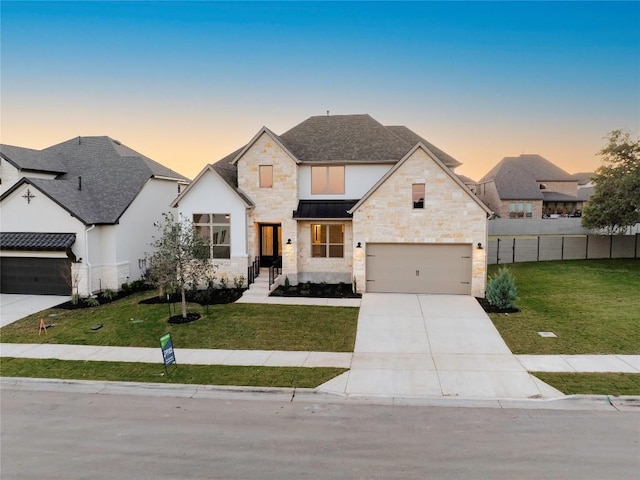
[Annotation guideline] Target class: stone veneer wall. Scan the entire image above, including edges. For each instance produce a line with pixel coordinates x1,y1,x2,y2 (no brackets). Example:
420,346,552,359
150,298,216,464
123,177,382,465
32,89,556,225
296,221,353,284
352,149,488,297
237,133,300,282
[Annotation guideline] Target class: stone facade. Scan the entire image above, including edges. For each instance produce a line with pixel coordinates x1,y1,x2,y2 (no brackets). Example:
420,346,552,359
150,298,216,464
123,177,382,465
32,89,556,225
352,148,488,297
237,133,300,281
296,221,353,284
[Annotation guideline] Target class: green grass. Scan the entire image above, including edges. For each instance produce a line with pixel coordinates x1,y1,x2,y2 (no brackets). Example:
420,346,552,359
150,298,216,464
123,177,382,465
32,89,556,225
533,372,640,396
0,291,359,352
488,259,640,354
0,357,347,388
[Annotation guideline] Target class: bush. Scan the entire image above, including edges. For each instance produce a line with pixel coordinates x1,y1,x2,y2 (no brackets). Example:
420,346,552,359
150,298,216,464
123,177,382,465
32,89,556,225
100,288,117,302
486,266,518,310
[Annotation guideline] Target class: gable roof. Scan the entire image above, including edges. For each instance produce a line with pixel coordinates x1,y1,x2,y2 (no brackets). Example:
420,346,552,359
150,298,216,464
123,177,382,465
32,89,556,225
0,136,188,224
479,154,576,200
349,143,492,215
171,156,254,208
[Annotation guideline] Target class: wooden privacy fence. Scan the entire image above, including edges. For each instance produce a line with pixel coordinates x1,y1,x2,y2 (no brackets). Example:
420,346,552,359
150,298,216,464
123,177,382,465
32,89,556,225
488,234,640,265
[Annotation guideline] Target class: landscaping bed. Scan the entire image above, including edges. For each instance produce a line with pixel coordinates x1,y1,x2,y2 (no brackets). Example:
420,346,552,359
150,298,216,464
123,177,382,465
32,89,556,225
271,282,361,298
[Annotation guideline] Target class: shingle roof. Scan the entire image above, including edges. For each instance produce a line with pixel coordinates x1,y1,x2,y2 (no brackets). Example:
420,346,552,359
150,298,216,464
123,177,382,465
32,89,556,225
210,114,463,196
0,144,67,173
210,147,254,206
577,186,594,201
293,200,359,219
542,191,580,202
0,232,76,250
572,171,594,185
385,125,462,168
479,154,576,200
279,114,411,164
0,136,188,224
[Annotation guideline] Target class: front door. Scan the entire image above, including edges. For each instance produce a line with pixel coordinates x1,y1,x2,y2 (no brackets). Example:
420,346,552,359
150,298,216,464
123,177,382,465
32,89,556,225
260,224,282,267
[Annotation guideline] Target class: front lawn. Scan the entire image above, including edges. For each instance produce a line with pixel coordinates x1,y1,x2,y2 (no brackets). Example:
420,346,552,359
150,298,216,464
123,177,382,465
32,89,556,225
0,291,359,352
533,372,640,396
0,357,346,388
488,260,640,355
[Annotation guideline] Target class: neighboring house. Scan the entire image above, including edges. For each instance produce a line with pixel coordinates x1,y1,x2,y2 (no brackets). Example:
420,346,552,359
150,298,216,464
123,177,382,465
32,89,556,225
456,174,478,194
0,137,188,296
573,171,595,203
475,154,583,219
172,114,491,297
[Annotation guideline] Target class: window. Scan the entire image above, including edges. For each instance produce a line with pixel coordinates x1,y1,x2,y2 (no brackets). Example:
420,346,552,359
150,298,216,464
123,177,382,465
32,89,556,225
311,224,344,258
259,165,273,188
193,213,231,259
509,202,533,218
412,183,425,209
311,166,344,194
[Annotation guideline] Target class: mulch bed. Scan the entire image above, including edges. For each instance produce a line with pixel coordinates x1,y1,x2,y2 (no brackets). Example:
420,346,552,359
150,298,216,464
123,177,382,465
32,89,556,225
271,282,361,299
167,313,201,324
475,297,520,314
139,288,244,306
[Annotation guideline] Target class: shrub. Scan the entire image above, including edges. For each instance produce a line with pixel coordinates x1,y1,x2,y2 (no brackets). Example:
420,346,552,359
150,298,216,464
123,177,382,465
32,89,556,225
130,279,147,292
84,296,100,307
233,275,245,289
100,288,117,302
284,276,290,288
486,267,518,310
219,275,228,289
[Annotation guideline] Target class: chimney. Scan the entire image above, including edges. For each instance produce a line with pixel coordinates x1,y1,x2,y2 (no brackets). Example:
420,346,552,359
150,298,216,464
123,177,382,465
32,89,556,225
78,176,82,191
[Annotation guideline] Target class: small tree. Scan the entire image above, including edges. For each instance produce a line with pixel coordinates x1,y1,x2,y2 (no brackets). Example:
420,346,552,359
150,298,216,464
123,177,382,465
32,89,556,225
146,212,211,319
486,267,518,310
582,130,640,234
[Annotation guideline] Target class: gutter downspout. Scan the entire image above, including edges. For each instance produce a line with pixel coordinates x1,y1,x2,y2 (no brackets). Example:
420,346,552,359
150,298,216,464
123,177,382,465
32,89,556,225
85,224,96,295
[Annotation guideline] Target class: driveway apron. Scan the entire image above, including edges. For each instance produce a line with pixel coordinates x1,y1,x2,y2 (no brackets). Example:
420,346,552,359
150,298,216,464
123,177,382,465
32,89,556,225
318,293,562,399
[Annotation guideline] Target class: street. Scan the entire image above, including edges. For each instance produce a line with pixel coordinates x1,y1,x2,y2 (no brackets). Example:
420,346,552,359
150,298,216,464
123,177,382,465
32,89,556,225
1,388,639,479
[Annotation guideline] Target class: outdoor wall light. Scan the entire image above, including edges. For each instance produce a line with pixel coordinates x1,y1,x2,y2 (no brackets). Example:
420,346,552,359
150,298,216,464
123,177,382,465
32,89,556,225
356,242,362,248
286,238,292,245
477,243,484,249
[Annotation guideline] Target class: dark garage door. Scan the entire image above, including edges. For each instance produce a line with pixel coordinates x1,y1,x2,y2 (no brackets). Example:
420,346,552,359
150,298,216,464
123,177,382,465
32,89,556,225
0,257,71,295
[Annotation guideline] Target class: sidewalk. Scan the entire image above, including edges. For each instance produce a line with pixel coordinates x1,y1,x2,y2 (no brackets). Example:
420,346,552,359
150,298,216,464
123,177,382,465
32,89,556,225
1,343,638,374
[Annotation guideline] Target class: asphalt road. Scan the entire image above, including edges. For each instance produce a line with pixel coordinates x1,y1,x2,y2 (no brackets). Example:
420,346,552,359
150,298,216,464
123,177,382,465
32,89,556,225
1,388,639,480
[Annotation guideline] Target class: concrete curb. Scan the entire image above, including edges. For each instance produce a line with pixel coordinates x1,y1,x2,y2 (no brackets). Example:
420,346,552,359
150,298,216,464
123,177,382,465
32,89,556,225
3,376,638,411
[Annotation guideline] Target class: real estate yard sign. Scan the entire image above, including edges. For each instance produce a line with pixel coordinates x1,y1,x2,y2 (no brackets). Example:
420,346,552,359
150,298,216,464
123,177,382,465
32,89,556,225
159,333,177,374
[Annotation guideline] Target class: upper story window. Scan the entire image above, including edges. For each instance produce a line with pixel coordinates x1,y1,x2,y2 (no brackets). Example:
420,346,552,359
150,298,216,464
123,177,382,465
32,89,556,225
311,166,344,194
193,213,231,259
412,183,425,209
259,165,273,188
311,224,344,258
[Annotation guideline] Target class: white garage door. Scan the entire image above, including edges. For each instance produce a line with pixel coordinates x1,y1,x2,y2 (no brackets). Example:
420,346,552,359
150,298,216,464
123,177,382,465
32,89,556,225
366,243,472,294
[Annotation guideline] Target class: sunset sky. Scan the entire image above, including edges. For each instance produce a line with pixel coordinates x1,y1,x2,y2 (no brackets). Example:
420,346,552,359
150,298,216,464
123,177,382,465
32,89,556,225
1,1,638,181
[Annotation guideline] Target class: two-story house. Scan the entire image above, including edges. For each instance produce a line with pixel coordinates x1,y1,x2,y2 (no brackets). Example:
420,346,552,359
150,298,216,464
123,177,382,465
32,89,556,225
0,137,188,296
475,154,583,219
173,114,490,297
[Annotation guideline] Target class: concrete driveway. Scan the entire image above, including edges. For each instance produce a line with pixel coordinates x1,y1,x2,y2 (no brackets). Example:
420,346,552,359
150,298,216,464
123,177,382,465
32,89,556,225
0,294,70,327
319,293,561,399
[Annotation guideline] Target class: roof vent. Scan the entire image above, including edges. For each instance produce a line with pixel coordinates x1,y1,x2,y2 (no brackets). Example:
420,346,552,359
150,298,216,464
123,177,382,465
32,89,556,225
113,139,121,145
78,176,82,191
540,183,547,190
